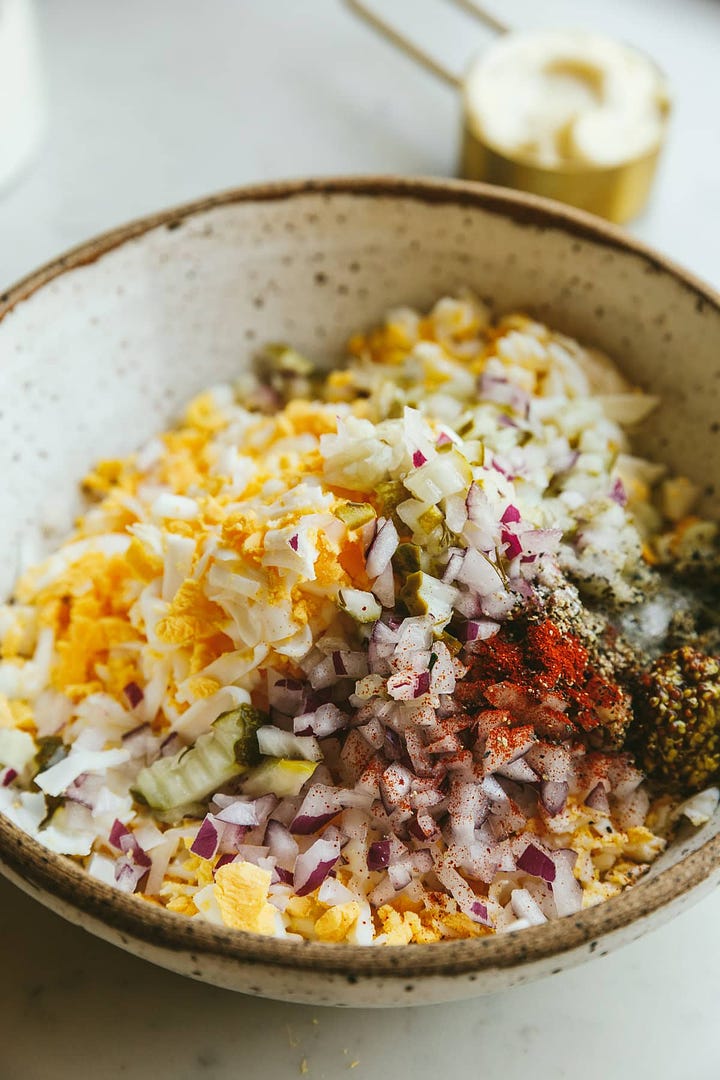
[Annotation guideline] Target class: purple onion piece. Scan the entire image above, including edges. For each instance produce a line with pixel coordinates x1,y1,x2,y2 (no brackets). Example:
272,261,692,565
470,900,489,923
123,681,144,708
501,504,521,524
190,817,221,860
585,783,611,814
214,853,236,873
367,839,391,871
516,842,556,883
294,838,342,897
109,818,130,849
540,780,569,817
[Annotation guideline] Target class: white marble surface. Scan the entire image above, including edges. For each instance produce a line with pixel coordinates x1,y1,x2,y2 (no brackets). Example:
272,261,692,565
1,1,719,1077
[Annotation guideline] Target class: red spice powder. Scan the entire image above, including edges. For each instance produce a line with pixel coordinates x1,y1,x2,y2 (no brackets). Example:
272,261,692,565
456,618,624,739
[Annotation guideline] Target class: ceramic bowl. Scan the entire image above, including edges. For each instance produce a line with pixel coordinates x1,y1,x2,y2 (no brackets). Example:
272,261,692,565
1,177,719,1007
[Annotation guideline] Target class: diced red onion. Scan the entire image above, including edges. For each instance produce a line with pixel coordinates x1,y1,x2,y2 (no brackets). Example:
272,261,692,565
480,591,517,620
461,618,501,643
517,842,556,883
404,728,433,777
337,651,370,679
190,816,221,860
479,372,530,416
412,449,427,468
551,848,583,916
159,732,184,758
290,784,344,835
294,703,348,738
268,675,305,715
309,655,340,690
608,755,644,798
525,741,572,783
121,722,157,761
369,875,398,908
123,681,144,708
436,858,490,923
64,771,102,810
395,616,433,654
613,785,650,830
585,782,610,814
501,505,521,524
496,757,539,783
340,730,376,784
214,853,237,873
520,529,563,557
1,767,17,787
501,530,523,560
610,478,627,506
540,780,569,816
371,621,400,648
293,836,342,897
233,843,270,866
367,839,391,870
380,763,414,810
109,819,151,892
370,561,394,608
483,724,536,774
387,860,413,890
511,887,547,925
365,519,400,579
109,819,132,850
115,859,149,894
265,819,299,869
386,669,430,701
455,547,504,594
215,800,261,827
442,551,465,584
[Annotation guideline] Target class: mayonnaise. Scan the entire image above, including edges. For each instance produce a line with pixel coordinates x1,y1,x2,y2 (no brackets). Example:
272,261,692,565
464,29,670,170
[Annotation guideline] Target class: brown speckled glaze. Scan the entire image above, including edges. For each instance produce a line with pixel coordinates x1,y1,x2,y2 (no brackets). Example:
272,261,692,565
1,177,719,1006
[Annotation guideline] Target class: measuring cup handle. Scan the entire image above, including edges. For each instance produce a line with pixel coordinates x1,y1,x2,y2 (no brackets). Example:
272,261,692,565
343,0,508,89
343,0,460,87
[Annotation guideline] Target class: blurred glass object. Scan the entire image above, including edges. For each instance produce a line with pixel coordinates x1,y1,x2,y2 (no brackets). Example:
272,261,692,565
0,0,45,192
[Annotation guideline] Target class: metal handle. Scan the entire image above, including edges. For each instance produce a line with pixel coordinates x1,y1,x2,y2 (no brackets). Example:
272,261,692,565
343,0,509,88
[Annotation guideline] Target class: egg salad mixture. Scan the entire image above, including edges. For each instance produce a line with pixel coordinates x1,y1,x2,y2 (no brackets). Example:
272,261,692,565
1,295,719,945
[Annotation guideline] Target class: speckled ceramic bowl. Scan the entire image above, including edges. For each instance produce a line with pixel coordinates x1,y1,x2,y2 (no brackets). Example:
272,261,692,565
1,177,719,1007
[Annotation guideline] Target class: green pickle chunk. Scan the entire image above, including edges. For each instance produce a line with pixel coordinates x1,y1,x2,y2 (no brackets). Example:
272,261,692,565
393,542,422,575
132,704,264,812
333,501,377,530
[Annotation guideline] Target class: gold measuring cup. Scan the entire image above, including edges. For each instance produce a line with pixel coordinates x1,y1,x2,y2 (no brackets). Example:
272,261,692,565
345,0,671,223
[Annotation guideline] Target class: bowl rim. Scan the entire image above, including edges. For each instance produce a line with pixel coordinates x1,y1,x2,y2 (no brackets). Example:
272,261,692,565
1,174,719,981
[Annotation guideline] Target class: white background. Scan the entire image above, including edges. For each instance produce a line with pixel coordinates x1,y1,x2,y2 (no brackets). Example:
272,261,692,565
1,1,719,1077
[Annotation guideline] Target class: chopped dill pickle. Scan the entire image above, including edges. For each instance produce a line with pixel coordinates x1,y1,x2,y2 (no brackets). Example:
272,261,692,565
375,479,407,518
131,704,264,812
399,571,458,625
334,502,376,530
33,736,67,775
393,543,422,575
436,630,463,657
261,343,314,376
418,506,444,534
